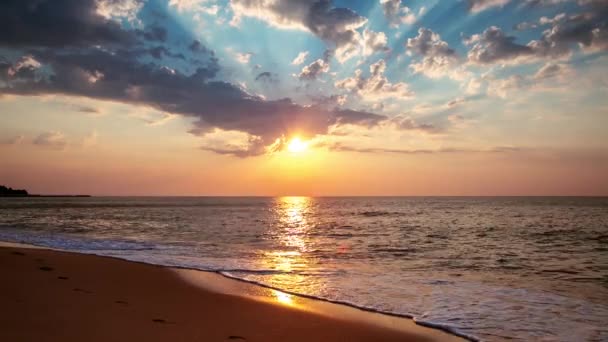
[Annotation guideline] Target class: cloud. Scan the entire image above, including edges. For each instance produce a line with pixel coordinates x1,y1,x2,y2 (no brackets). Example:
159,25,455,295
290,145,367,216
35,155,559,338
0,0,137,48
33,131,67,149
5,55,41,78
533,62,571,79
465,77,484,94
524,0,570,7
291,51,309,65
0,0,398,157
406,28,461,79
335,59,414,101
0,135,24,145
73,105,101,114
487,74,527,98
7,51,386,153
140,26,168,42
194,106,388,157
233,51,253,64
298,59,330,80
96,0,144,23
362,29,389,56
390,115,439,133
465,26,534,65
255,71,279,84
485,62,573,97
310,94,348,107
147,113,176,126
230,0,368,62
169,0,219,14
467,9,608,65
539,13,568,25
528,10,608,56
514,21,538,31
200,131,266,158
326,142,523,154
380,0,417,27
468,0,511,13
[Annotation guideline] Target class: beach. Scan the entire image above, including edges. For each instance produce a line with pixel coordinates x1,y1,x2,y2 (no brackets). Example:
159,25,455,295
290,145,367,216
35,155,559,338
0,244,463,342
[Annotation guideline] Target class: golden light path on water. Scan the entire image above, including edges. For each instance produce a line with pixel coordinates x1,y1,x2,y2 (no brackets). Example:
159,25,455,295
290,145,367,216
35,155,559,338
259,196,317,306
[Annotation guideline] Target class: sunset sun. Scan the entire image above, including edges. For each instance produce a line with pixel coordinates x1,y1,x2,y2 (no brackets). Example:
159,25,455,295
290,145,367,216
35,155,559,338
287,137,308,153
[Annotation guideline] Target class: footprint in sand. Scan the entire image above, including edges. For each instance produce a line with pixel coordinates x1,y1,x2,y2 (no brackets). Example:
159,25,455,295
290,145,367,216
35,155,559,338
152,318,177,324
227,336,247,341
39,266,54,272
11,251,26,256
114,300,128,305
57,276,69,280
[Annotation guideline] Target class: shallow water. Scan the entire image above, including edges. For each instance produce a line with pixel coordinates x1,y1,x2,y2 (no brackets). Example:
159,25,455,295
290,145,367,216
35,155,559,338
1,196,607,341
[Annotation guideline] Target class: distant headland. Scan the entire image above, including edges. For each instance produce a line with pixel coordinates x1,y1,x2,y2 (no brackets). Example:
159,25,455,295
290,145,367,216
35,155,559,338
0,185,90,197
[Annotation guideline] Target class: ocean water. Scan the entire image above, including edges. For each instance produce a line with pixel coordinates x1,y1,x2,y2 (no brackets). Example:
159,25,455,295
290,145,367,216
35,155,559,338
1,197,607,341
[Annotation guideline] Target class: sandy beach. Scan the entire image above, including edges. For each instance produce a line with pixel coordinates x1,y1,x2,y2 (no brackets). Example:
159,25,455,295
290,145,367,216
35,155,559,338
0,245,463,342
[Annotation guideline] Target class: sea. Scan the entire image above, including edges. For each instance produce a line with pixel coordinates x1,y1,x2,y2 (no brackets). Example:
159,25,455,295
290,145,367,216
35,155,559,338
0,196,607,341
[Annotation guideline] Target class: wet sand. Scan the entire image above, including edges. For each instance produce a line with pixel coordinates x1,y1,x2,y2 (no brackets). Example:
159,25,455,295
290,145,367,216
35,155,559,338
0,245,464,341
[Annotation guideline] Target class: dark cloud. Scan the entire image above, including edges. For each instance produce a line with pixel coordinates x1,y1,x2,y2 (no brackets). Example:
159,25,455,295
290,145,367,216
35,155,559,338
467,4,608,64
2,48,390,156
230,0,367,62
529,10,608,57
146,46,186,60
139,26,168,42
308,94,348,107
465,26,533,64
254,71,279,84
74,105,100,114
189,40,205,52
0,0,393,157
406,28,460,78
0,0,137,48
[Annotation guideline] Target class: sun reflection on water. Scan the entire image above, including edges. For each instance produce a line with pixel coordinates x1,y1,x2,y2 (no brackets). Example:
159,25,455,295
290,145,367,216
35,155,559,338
257,196,322,304
277,196,312,251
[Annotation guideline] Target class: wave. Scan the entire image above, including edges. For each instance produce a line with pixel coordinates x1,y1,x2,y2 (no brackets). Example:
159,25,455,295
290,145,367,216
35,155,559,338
0,229,159,251
0,229,478,341
217,272,479,342
358,210,401,217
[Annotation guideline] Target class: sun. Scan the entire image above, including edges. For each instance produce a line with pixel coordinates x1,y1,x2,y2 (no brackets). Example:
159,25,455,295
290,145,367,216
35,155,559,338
287,137,308,153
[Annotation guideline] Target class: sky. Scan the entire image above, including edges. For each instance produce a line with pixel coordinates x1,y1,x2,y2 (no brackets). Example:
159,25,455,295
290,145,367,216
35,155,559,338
0,0,607,196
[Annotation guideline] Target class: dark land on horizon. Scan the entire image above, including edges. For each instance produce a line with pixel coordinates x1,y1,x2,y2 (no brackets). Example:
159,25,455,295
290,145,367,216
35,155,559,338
0,185,90,198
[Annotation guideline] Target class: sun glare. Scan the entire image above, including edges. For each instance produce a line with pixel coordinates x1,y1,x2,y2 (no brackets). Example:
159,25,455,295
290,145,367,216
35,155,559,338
272,290,294,305
287,137,308,153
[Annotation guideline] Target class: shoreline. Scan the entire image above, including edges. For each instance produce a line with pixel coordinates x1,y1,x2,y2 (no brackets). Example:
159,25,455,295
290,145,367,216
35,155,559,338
0,242,465,342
